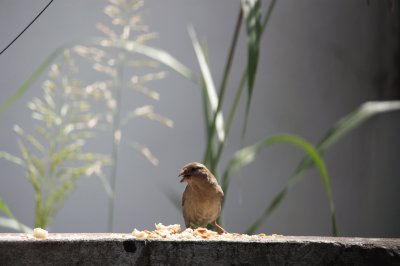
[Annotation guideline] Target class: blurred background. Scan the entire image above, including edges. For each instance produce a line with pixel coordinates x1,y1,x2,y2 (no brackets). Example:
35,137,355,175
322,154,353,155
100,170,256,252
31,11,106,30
0,0,399,237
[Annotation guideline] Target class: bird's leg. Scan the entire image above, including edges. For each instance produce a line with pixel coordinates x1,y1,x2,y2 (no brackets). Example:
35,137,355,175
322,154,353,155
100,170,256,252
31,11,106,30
211,221,226,234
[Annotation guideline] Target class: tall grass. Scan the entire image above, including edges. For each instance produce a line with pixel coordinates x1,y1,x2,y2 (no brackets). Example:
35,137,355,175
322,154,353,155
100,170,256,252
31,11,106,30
163,1,400,236
73,0,173,232
0,0,175,232
0,51,109,230
1,0,399,235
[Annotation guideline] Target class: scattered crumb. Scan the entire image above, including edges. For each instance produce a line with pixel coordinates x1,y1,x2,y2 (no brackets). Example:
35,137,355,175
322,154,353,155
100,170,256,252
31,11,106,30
33,228,48,239
19,233,30,240
131,223,282,241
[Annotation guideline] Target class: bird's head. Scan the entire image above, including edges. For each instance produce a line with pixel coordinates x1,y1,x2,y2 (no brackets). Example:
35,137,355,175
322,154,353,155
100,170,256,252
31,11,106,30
178,162,214,184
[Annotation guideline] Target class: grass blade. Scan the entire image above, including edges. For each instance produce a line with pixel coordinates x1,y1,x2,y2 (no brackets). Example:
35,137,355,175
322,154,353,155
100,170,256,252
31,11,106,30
245,101,400,235
124,42,197,82
241,0,262,108
0,46,66,114
97,172,115,199
261,0,277,33
245,187,287,234
0,198,32,232
0,198,14,218
219,0,276,158
222,134,337,236
188,26,225,143
218,8,243,117
0,38,195,115
240,0,262,140
0,217,32,233
201,81,214,166
317,101,400,153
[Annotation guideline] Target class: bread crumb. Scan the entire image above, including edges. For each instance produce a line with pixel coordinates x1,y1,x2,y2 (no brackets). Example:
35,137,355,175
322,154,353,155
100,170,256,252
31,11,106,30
33,228,48,239
131,223,279,241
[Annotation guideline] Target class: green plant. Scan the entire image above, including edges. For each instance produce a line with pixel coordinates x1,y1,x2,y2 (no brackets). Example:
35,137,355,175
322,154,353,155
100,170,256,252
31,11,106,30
1,0,399,236
0,51,109,230
174,0,339,235
163,1,400,236
72,0,174,232
0,0,180,233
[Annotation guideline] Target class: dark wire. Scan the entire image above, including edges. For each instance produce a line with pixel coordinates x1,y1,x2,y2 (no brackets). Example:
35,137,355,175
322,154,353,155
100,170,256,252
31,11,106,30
0,0,55,56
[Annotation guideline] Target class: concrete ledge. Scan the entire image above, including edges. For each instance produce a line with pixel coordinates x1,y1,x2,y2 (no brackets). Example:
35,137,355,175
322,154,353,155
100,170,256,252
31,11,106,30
0,234,399,265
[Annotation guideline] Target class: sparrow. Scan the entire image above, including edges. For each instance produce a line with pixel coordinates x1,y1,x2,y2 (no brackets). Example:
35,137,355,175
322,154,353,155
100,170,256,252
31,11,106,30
179,162,226,234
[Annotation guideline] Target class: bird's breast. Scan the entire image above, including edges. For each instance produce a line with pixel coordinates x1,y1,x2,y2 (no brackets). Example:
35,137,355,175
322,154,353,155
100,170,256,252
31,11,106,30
182,185,222,228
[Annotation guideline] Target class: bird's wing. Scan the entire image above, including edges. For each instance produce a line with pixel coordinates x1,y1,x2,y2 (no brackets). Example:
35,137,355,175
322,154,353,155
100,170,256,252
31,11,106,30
182,186,190,228
218,184,224,199
182,186,187,207
218,185,224,210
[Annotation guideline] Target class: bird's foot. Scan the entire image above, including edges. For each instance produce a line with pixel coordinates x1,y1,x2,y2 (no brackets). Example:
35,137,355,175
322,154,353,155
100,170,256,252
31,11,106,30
211,221,227,234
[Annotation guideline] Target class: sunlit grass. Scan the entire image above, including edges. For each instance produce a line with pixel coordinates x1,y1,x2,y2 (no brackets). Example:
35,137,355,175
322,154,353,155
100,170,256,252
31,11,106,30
0,51,109,230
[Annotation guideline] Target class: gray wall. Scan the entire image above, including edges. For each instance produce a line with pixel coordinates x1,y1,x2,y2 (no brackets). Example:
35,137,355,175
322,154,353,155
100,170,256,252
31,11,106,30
0,0,399,237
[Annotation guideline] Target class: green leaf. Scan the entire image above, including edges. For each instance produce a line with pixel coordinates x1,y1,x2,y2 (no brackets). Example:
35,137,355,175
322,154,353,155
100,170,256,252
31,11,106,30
0,198,32,233
245,101,400,235
0,46,66,114
0,38,195,115
188,26,225,143
261,0,277,33
220,1,276,159
245,188,288,235
317,101,400,153
201,85,215,165
292,101,400,178
123,42,197,82
222,134,337,236
241,0,262,102
240,0,262,139
0,198,13,217
0,217,32,233
97,172,114,199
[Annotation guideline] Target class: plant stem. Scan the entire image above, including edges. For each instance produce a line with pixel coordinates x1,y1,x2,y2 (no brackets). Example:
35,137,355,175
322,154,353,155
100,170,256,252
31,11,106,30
215,0,277,168
203,7,243,172
219,9,243,101
107,48,126,232
216,72,246,224
201,83,213,166
261,0,277,33
215,72,247,165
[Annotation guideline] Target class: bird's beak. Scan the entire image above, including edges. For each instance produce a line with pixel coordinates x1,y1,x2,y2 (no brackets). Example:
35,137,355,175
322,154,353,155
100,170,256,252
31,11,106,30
178,169,188,183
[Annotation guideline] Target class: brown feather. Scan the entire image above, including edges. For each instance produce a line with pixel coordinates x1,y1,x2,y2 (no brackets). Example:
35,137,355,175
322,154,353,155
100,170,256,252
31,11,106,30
179,162,226,234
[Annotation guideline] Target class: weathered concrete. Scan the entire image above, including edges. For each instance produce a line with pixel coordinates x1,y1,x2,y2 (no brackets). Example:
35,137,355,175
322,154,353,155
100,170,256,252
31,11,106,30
0,234,399,265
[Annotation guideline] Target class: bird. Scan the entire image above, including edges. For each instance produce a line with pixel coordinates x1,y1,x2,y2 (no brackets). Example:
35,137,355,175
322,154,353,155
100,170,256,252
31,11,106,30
178,162,226,234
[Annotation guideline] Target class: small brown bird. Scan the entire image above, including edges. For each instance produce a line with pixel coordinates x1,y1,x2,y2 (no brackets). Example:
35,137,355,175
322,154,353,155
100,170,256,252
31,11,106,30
179,162,226,234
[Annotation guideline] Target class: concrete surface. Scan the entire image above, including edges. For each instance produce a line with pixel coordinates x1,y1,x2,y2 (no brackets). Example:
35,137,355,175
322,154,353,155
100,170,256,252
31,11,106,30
0,234,399,265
